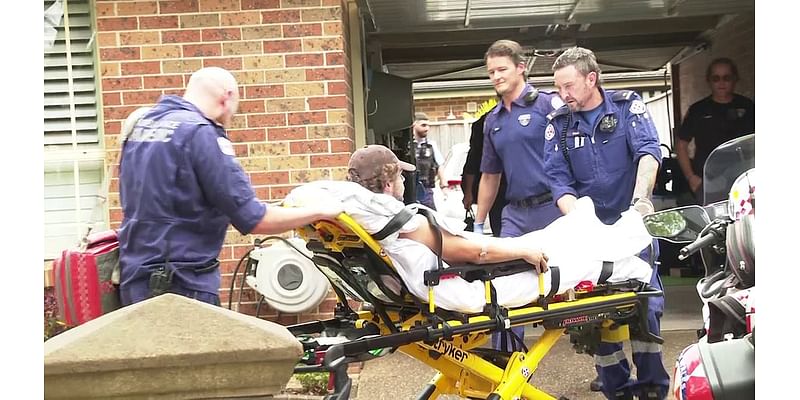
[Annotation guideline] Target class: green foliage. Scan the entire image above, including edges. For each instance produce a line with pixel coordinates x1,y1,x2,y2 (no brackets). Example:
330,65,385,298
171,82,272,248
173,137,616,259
645,211,687,237
294,372,329,395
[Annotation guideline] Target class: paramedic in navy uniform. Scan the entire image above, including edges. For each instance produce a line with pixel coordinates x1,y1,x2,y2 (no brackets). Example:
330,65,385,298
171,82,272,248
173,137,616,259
473,39,562,352
117,67,342,307
544,47,670,400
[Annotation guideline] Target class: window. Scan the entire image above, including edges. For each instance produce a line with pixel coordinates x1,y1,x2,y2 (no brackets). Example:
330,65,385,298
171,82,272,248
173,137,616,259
44,0,106,260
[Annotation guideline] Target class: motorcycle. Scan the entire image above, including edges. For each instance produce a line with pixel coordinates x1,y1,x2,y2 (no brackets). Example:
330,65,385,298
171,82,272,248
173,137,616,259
642,134,754,400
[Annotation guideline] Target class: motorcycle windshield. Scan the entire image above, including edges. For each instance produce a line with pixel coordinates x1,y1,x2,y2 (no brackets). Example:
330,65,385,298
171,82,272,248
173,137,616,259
702,134,755,205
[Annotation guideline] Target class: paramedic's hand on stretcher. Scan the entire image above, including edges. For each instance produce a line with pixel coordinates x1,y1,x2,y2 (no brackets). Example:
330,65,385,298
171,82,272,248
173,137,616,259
524,250,549,274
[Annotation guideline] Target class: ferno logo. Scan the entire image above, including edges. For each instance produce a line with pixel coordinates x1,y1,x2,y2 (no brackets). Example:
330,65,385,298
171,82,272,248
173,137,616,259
432,340,469,363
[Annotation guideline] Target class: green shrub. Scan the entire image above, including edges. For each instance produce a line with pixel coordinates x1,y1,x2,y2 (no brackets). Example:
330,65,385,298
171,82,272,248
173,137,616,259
295,372,329,395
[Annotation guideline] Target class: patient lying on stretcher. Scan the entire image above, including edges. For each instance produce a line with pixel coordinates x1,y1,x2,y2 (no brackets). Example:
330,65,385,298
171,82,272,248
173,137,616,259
284,145,653,314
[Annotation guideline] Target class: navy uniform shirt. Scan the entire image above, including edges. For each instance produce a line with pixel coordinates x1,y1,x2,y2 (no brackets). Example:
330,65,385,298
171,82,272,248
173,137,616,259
678,94,755,176
481,84,559,202
543,89,662,224
118,95,267,295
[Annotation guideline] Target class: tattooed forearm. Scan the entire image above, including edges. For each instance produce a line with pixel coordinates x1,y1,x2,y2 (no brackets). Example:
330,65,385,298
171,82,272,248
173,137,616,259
632,155,660,201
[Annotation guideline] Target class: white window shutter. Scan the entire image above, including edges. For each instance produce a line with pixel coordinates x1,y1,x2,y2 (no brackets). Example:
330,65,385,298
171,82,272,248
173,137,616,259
44,0,98,146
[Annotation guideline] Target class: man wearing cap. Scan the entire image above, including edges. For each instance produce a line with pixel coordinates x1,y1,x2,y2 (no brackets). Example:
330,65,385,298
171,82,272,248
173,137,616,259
347,144,418,199
412,112,449,209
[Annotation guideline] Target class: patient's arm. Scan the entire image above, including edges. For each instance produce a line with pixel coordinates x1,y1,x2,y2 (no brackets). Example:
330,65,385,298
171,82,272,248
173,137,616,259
399,218,549,273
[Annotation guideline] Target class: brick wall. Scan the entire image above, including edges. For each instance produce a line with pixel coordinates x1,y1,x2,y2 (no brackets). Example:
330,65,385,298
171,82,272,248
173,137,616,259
414,95,498,121
677,13,755,120
96,0,354,323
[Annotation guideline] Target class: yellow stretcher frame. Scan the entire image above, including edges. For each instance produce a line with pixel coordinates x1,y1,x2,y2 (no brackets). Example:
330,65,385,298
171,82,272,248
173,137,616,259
290,212,662,400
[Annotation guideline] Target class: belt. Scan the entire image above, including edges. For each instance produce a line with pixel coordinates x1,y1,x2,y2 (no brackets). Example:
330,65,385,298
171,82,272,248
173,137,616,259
509,192,553,208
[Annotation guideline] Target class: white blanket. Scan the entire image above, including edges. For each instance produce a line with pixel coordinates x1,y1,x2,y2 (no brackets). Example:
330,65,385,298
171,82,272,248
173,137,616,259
285,181,653,313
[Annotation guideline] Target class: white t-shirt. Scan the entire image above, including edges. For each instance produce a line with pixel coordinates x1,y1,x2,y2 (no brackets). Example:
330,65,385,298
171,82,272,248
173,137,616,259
285,181,653,313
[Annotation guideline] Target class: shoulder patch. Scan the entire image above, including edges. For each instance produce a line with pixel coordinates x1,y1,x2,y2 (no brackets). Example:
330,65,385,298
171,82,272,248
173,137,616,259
217,137,236,156
546,105,570,121
611,90,635,102
545,123,556,141
629,100,647,115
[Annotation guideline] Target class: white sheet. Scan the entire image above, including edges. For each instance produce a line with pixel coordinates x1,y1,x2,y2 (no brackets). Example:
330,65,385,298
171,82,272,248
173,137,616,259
285,181,653,313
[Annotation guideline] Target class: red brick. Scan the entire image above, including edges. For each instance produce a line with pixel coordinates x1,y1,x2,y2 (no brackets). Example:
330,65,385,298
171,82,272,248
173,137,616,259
237,99,265,113
100,48,141,62
310,153,350,168
164,89,185,96
317,298,337,314
248,114,287,127
159,0,199,14
229,144,245,157
103,92,122,106
262,10,300,24
183,43,222,57
202,28,242,41
97,17,138,31
250,171,290,185
102,77,142,91
306,67,345,81
245,84,284,99
219,259,239,274
327,81,348,95
330,138,353,153
123,90,163,105
103,105,141,120
286,53,324,67
228,128,266,142
104,121,121,135
268,127,307,141
290,140,329,154
282,23,322,38
269,185,297,200
254,187,270,200
139,16,179,29
109,209,124,224
117,1,159,15
162,29,202,43
326,52,344,66
121,61,161,75
263,39,302,53
109,178,120,193
307,95,347,110
242,0,280,10
200,0,241,12
288,111,326,126
231,245,254,260
143,75,184,89
203,57,243,70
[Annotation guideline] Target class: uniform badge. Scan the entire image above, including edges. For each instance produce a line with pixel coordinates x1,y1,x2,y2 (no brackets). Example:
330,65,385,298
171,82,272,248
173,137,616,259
217,137,236,156
518,113,531,127
737,108,747,118
599,115,618,132
545,123,555,141
629,100,647,115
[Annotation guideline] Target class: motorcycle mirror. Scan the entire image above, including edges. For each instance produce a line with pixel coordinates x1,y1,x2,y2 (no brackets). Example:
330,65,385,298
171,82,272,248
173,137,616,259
643,206,711,243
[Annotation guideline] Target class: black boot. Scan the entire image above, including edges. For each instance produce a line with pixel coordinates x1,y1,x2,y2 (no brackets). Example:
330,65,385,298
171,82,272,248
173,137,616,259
590,375,603,392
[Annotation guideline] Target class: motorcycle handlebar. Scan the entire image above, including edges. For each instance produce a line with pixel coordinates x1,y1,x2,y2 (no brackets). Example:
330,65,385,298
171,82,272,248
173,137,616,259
678,221,727,260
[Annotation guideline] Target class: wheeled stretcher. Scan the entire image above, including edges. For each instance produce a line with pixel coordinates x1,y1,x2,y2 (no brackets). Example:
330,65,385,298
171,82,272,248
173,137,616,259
287,210,663,400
